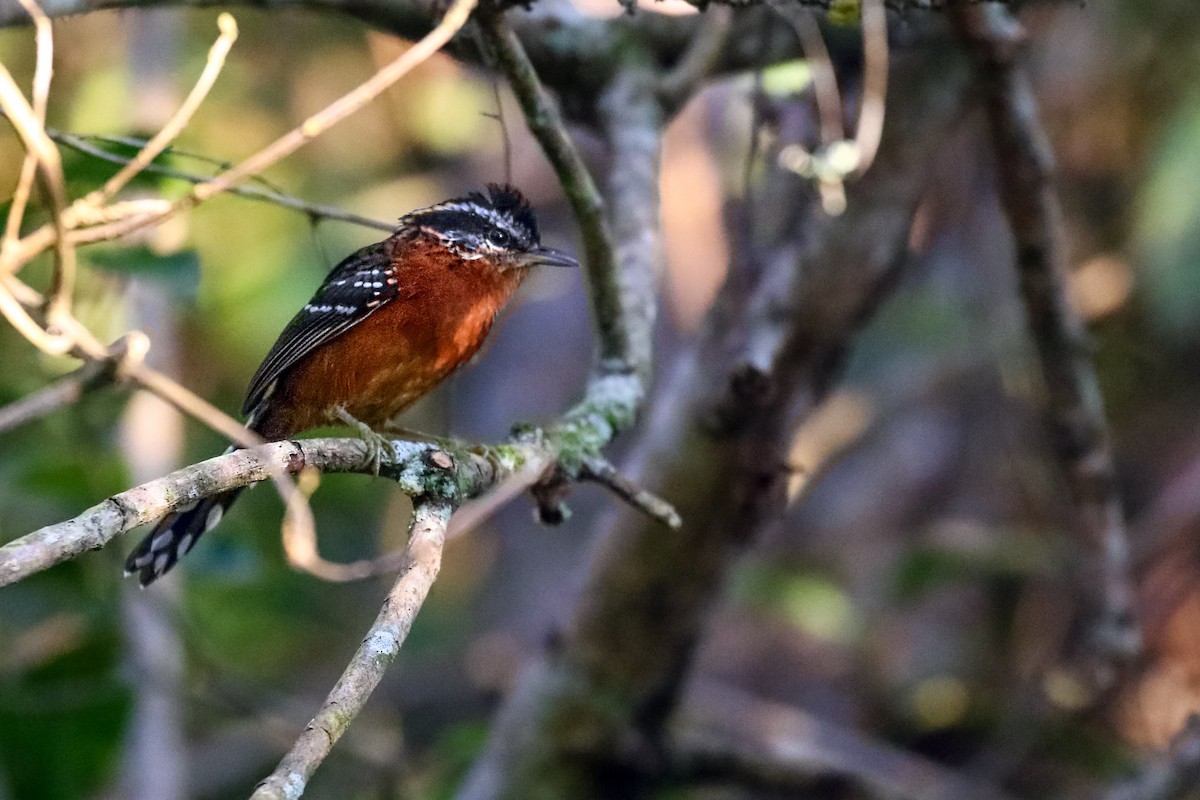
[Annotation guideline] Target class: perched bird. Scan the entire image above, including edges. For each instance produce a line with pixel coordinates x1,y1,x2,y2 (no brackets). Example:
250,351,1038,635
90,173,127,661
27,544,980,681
126,184,577,586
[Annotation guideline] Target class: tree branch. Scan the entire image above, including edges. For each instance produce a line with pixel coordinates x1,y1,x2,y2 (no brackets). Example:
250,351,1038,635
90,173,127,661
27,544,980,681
0,352,122,433
481,9,627,372
674,683,1017,800
458,32,972,800
0,418,678,587
48,129,394,233
0,0,854,103
951,2,1140,681
250,500,453,800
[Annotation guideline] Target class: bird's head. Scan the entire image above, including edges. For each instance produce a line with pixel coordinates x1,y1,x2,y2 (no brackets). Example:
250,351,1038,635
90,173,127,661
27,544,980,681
399,184,579,271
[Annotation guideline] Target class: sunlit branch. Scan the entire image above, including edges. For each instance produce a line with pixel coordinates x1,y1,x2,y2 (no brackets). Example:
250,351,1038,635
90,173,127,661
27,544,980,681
93,14,239,202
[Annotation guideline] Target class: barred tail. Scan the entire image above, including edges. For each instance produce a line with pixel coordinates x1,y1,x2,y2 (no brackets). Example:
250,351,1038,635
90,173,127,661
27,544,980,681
125,487,246,586
126,410,268,586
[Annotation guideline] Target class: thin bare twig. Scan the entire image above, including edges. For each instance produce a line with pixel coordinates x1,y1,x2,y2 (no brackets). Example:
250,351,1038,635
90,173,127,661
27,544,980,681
91,13,239,203
3,0,476,272
951,3,1140,678
49,130,393,232
580,456,681,529
0,14,76,328
250,500,451,800
0,275,71,353
278,464,421,582
0,337,132,433
445,456,549,540
675,683,1017,800
769,0,844,145
481,9,629,372
2,0,51,250
657,6,733,110
853,0,888,176
182,0,477,209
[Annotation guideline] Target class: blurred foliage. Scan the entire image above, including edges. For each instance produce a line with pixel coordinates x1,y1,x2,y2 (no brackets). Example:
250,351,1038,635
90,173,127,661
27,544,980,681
1135,94,1200,340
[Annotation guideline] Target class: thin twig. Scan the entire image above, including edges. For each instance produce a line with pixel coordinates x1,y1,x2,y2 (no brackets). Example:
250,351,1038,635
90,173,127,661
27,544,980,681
184,0,477,206
580,456,681,529
0,275,71,353
481,9,629,370
3,0,476,269
445,456,549,540
853,0,888,176
675,683,1018,800
951,2,1140,676
0,339,130,433
278,464,420,582
92,13,239,203
2,0,51,250
657,6,733,110
769,0,844,145
249,500,451,800
49,130,393,232
0,15,76,328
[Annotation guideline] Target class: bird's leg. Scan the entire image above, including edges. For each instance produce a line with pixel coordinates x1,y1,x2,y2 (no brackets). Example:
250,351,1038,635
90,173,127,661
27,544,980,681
380,421,457,449
334,406,391,476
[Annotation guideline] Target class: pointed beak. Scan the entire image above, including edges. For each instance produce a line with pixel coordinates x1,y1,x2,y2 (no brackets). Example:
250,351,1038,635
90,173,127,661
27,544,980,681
522,246,579,268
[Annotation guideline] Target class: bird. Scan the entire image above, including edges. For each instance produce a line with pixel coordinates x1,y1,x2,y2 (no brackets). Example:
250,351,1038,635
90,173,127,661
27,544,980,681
125,184,578,586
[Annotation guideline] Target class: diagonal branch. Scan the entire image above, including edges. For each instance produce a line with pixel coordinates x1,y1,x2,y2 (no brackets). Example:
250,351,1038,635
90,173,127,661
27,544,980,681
0,336,132,433
2,0,51,249
0,5,76,329
250,500,453,800
3,0,478,273
90,13,238,203
951,3,1140,680
48,129,394,232
481,9,628,372
674,683,1018,800
0,426,677,588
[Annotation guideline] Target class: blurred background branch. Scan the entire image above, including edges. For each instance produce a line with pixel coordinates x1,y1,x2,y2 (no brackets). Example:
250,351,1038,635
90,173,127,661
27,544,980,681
951,1,1140,685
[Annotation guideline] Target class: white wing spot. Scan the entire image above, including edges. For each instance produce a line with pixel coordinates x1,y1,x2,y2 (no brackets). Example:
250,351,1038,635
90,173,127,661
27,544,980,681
205,504,224,532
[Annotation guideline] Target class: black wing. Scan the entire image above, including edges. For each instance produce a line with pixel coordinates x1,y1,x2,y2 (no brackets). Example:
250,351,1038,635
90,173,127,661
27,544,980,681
242,241,399,416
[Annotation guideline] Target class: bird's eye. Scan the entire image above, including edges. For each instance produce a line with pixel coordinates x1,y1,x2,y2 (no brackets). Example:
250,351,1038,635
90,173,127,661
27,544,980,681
488,229,512,248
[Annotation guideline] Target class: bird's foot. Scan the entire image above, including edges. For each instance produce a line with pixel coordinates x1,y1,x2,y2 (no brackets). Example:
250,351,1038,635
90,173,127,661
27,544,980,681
381,422,456,449
334,406,390,476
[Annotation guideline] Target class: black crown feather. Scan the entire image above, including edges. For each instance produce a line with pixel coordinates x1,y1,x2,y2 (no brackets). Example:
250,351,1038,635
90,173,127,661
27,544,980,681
401,183,541,251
